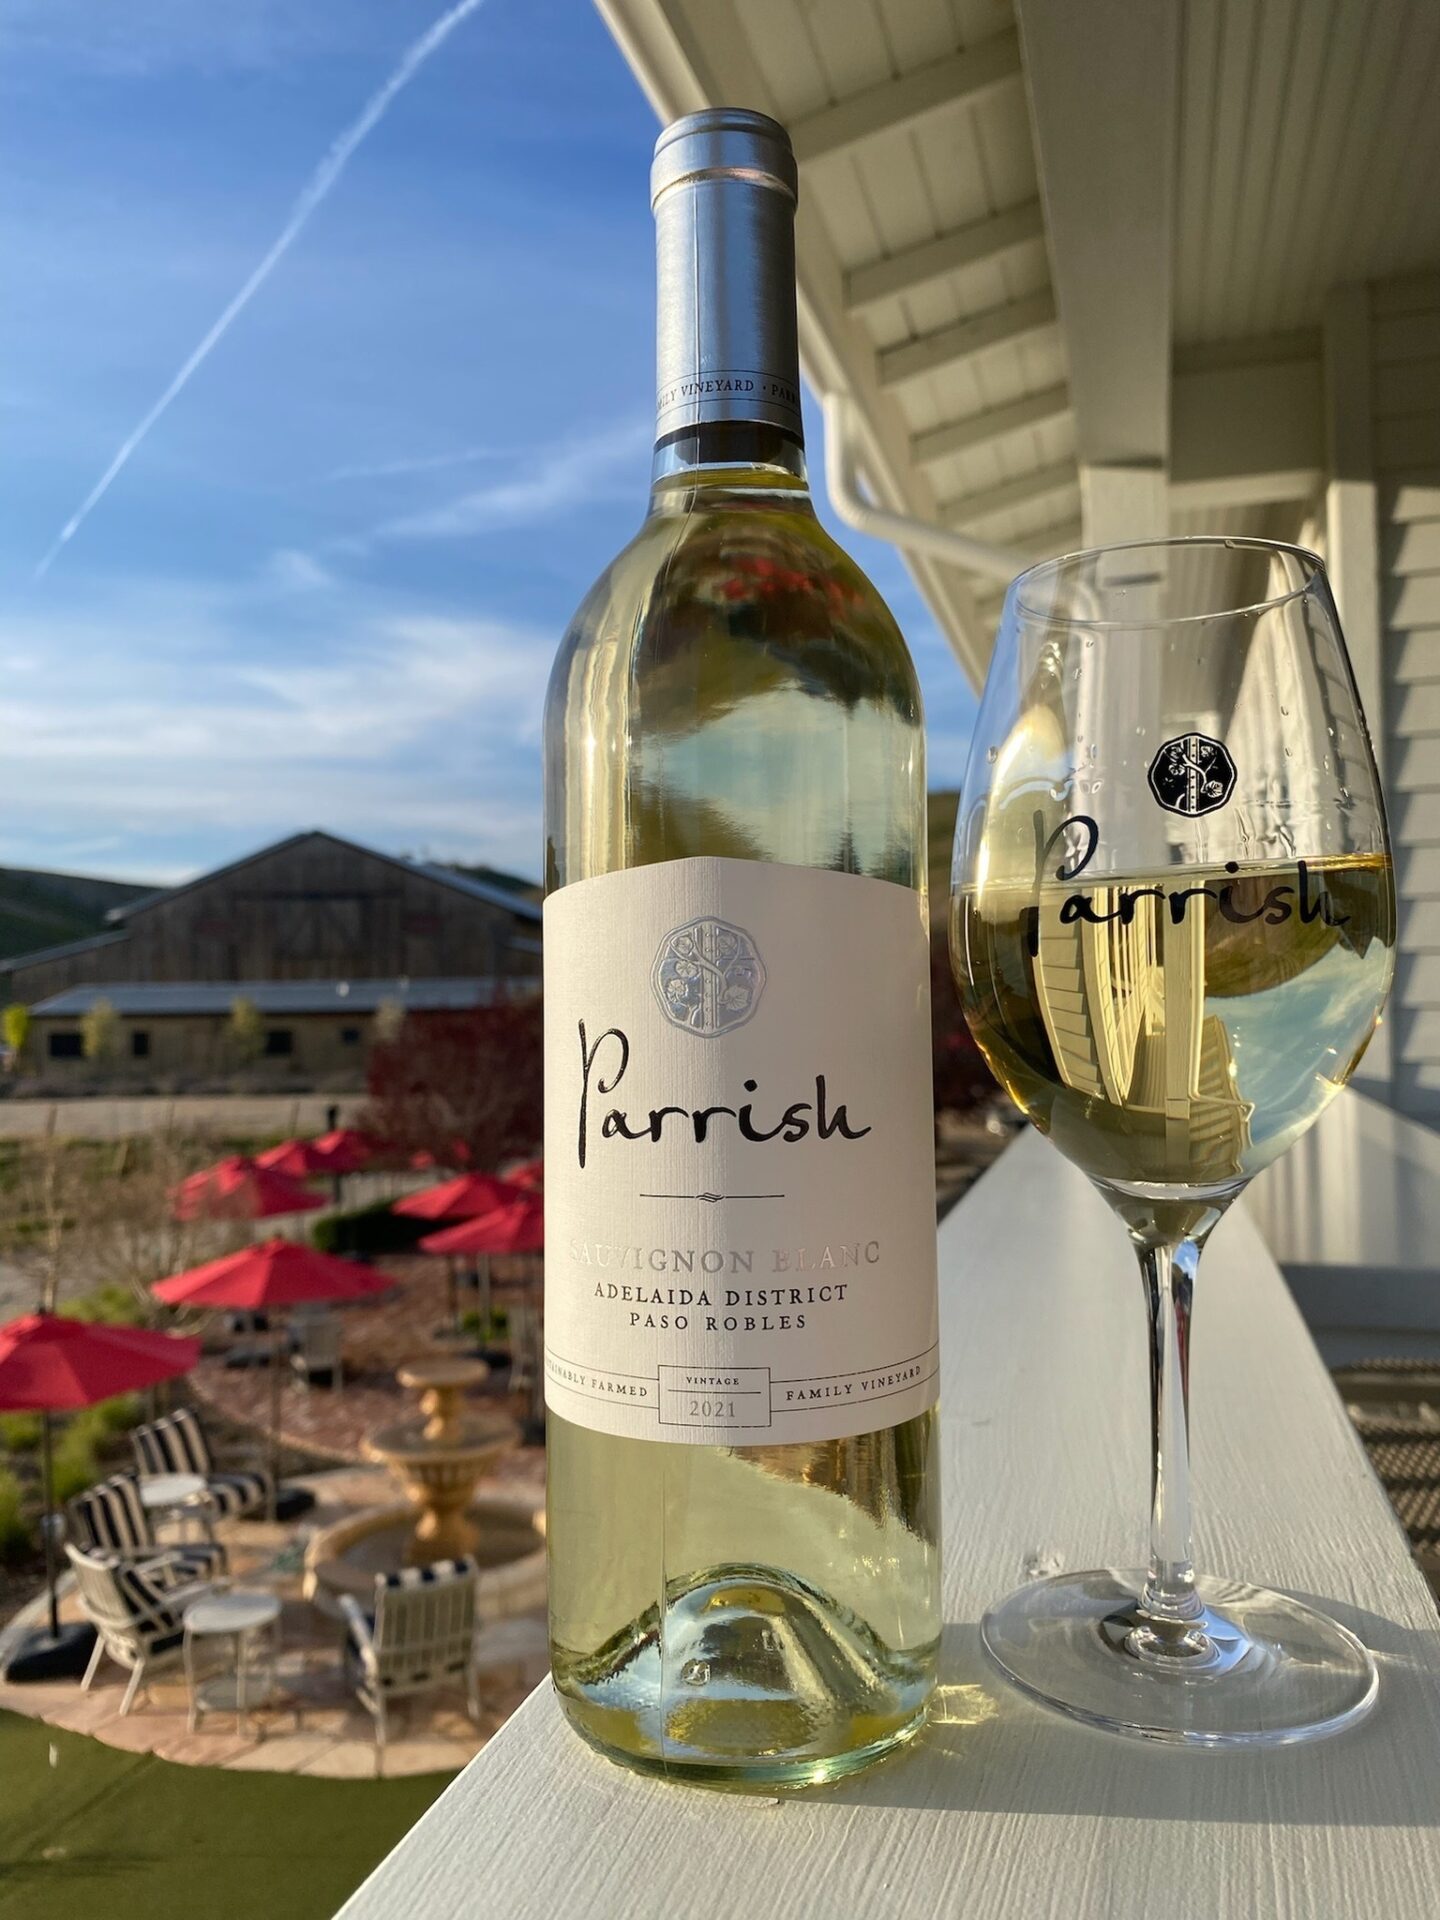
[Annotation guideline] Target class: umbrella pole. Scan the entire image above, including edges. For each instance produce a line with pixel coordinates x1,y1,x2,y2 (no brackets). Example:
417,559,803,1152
269,1321,282,1523
40,1410,59,1643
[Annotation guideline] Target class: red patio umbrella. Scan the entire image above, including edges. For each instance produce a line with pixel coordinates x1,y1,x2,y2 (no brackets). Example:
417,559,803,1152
408,1138,473,1172
310,1128,378,1174
504,1158,544,1189
393,1173,531,1221
0,1314,200,1679
152,1241,390,1516
419,1196,543,1342
170,1156,325,1222
419,1195,545,1256
254,1138,332,1179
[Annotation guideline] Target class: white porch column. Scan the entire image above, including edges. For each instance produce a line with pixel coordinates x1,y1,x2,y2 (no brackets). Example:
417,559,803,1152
1323,282,1392,1098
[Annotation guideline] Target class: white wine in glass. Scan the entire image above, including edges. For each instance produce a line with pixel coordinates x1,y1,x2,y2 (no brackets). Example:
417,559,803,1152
951,539,1395,1744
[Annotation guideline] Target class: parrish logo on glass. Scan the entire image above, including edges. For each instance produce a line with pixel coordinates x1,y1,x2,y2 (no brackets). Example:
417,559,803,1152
652,918,765,1037
1148,734,1236,817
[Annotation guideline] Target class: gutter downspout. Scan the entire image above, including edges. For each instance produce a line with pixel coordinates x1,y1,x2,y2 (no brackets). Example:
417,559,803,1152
822,392,1029,588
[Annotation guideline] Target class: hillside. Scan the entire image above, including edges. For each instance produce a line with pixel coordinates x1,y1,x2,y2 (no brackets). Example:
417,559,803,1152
0,867,151,963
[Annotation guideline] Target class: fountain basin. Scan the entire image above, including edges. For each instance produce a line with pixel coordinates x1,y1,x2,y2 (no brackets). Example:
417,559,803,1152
305,1492,546,1624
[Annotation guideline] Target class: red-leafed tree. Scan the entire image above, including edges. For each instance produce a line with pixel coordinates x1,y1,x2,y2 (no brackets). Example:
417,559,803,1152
361,1002,543,1174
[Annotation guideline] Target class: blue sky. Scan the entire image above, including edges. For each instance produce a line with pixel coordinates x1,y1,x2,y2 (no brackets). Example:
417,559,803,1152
0,0,978,886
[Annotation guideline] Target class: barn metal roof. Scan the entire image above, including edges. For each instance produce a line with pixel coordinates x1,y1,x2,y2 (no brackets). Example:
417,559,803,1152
105,830,543,926
0,928,129,974
30,979,529,1019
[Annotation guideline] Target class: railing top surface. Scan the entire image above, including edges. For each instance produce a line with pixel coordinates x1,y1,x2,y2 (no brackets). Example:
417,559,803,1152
341,1124,1440,1920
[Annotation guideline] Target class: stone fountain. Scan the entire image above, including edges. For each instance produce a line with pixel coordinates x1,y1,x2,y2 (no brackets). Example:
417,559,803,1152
367,1357,515,1563
305,1357,546,1622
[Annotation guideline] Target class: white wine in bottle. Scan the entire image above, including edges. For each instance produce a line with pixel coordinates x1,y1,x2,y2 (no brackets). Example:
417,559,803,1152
542,109,941,1785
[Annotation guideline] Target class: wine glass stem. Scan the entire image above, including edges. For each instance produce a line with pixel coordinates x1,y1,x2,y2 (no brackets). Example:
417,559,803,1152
1137,1237,1203,1631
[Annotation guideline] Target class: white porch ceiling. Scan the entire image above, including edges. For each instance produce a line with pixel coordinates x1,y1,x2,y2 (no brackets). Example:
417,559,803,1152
1175,0,1440,341
596,0,1440,681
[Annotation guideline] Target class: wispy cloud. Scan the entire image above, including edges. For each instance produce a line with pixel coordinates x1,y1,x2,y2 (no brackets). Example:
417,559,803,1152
318,446,504,484
366,416,651,544
262,548,336,592
33,0,490,579
0,574,552,878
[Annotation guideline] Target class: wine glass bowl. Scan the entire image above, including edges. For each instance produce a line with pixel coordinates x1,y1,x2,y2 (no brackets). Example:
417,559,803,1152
950,539,1395,1744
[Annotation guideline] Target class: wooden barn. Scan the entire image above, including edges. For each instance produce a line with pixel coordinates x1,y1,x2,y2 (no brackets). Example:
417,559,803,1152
2,830,541,1002
2,831,542,1084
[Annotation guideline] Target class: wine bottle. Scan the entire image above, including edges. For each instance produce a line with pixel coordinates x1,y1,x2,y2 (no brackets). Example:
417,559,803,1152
542,109,941,1785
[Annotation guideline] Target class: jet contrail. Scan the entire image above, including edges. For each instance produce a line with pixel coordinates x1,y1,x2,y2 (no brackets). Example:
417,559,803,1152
35,0,488,579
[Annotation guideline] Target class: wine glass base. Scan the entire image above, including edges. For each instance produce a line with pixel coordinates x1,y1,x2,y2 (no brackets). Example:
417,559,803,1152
981,1570,1378,1747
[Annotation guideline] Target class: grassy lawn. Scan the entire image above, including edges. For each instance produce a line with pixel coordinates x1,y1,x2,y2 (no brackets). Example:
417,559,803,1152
0,1709,453,1920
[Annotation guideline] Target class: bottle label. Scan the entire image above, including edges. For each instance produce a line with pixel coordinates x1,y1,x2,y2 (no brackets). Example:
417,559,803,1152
543,858,939,1445
654,368,804,441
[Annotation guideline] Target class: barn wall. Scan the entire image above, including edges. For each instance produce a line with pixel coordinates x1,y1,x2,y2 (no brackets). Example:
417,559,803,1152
34,1010,387,1086
6,836,541,1003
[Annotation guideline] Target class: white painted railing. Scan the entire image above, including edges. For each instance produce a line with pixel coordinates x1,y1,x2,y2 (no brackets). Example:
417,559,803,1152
339,1126,1440,1920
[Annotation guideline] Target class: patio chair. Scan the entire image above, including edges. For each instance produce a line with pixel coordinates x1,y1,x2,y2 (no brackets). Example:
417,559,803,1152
66,1472,226,1582
131,1407,272,1521
338,1557,480,1773
65,1541,213,1715
290,1308,344,1391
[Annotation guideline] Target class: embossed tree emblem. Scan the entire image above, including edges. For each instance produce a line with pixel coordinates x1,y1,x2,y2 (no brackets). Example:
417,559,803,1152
1147,733,1236,817
652,917,766,1037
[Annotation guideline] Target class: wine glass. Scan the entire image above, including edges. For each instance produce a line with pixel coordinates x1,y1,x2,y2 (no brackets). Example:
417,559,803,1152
950,538,1395,1745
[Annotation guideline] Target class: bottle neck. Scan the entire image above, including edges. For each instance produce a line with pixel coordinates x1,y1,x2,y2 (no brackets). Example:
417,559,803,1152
651,162,805,495
650,421,808,497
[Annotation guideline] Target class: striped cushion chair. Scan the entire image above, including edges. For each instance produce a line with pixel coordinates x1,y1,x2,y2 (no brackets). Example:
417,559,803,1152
66,1472,225,1584
338,1557,480,1773
66,1542,201,1715
132,1408,272,1520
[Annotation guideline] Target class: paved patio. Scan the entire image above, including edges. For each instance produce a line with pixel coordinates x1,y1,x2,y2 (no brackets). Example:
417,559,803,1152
0,1466,549,1778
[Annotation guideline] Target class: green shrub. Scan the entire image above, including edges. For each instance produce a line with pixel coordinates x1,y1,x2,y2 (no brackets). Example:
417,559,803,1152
0,1467,31,1564
312,1200,423,1259
459,1308,509,1343
88,1392,142,1437
2,1004,29,1056
0,1411,43,1453
68,1283,145,1326
50,1419,100,1504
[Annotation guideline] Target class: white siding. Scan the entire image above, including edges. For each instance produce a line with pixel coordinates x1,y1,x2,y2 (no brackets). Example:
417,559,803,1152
1374,274,1440,1120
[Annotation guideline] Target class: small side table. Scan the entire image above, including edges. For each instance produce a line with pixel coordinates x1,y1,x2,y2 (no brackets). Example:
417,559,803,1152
183,1588,284,1738
139,1471,215,1546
